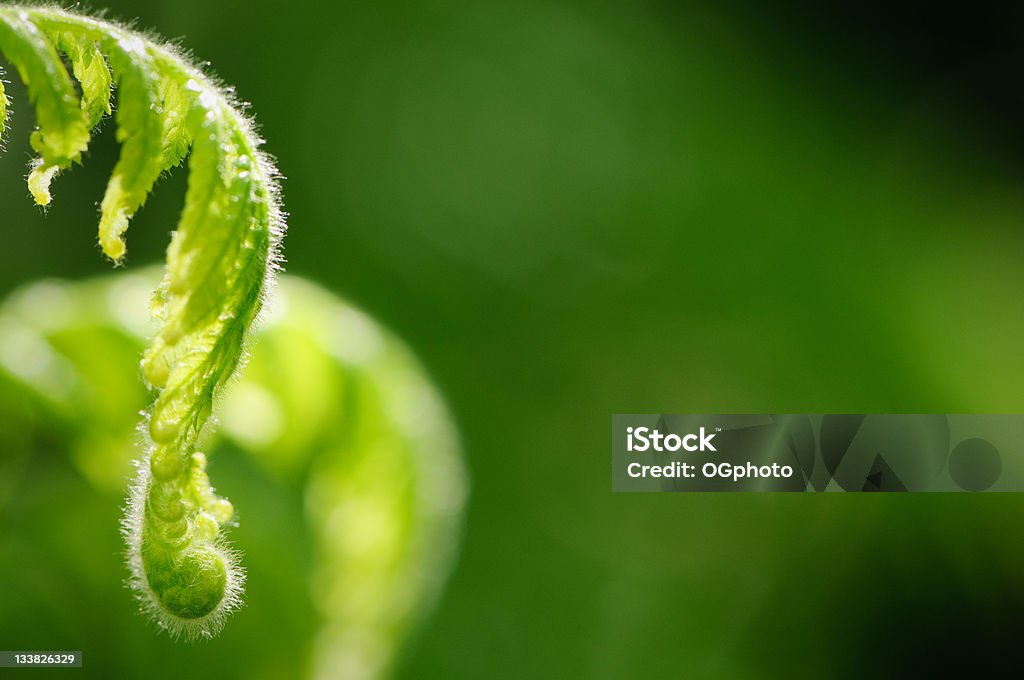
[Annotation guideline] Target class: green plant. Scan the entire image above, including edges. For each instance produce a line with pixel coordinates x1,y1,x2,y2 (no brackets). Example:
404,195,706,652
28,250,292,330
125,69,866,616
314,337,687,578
0,5,284,639
0,271,466,676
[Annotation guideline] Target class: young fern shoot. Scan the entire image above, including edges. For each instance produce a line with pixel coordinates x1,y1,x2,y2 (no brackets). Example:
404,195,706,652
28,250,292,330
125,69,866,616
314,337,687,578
0,6,285,640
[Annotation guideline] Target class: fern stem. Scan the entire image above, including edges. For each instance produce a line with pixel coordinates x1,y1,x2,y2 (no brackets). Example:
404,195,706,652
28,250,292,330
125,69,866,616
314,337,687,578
0,4,285,640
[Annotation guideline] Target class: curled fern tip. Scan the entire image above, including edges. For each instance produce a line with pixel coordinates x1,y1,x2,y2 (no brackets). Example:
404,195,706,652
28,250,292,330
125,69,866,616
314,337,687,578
0,4,285,640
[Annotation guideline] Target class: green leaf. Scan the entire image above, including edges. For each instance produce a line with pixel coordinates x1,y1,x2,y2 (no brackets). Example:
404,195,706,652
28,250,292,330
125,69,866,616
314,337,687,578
53,31,112,128
96,34,173,261
0,10,90,205
0,5,286,641
0,75,8,145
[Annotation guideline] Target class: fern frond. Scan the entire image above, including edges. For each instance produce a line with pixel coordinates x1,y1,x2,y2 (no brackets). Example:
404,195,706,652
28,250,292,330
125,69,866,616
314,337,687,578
0,5,286,641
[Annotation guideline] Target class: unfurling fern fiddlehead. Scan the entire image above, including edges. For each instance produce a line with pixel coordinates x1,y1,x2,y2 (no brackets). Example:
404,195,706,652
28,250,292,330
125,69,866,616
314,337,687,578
0,6,285,639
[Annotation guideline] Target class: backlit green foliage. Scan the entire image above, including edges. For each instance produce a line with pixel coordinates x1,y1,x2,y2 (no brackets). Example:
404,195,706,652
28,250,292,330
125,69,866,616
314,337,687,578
0,5,285,640
0,271,467,676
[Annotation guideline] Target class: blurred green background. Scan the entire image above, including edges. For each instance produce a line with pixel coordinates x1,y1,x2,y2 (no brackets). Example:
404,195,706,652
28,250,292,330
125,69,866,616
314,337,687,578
3,0,1024,677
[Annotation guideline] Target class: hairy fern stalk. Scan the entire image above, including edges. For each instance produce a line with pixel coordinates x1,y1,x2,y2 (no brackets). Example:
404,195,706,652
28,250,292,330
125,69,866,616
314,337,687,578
0,5,285,639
